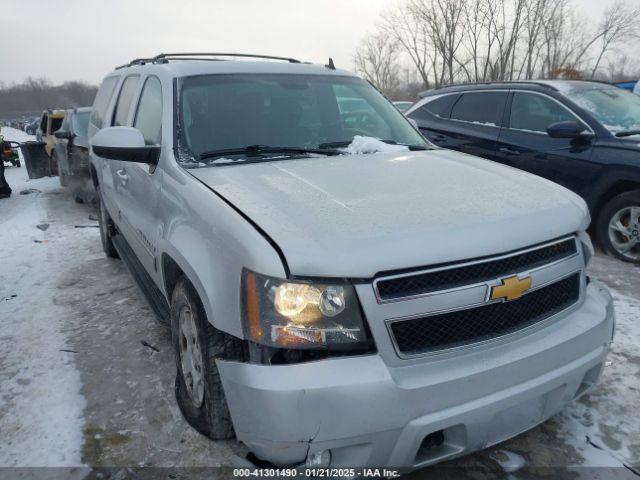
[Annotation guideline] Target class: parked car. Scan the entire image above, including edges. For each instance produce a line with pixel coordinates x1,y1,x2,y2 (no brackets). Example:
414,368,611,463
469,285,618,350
407,80,640,263
36,109,66,157
25,118,39,135
393,101,413,113
89,54,613,470
614,80,637,91
53,107,93,203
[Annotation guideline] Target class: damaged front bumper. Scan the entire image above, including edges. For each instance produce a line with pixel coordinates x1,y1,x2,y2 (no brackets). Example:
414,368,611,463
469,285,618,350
217,280,614,469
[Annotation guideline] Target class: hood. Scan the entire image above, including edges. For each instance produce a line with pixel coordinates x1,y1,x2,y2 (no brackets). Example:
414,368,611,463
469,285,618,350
617,137,640,149
190,150,588,278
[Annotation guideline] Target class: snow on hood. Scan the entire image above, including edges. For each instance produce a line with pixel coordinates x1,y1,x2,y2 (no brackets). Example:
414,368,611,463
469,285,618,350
340,136,410,155
190,149,588,278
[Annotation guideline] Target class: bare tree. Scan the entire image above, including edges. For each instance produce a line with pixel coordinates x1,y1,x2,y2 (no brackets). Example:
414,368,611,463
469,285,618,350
381,2,434,88
354,32,402,93
589,0,640,79
364,0,640,98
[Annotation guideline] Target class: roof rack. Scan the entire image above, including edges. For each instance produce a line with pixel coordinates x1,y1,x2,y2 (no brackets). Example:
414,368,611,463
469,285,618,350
418,80,559,97
153,52,302,64
115,58,154,70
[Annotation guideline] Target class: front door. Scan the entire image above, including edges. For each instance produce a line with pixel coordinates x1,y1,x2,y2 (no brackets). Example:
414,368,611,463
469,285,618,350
496,91,596,196
120,75,164,279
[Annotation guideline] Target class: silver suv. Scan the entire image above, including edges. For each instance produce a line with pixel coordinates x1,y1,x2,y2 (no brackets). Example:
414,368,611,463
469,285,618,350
88,53,614,470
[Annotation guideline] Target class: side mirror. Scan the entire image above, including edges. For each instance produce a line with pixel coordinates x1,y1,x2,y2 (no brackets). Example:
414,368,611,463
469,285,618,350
91,126,160,165
547,121,593,140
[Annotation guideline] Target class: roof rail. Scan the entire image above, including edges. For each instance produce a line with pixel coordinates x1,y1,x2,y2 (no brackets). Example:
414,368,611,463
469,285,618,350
418,80,559,97
115,58,154,70
151,52,302,64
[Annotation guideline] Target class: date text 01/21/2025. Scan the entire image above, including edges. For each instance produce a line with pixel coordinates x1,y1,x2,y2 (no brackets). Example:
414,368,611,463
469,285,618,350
232,468,401,478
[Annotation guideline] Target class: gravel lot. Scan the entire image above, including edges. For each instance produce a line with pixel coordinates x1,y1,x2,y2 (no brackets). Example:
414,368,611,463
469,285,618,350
1,127,639,479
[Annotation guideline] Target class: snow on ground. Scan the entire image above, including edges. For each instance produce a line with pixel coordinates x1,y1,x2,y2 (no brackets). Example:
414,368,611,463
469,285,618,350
0,128,89,466
558,290,640,469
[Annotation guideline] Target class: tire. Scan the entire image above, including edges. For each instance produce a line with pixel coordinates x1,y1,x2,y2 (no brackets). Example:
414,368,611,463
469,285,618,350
171,277,245,440
596,190,640,264
97,186,119,259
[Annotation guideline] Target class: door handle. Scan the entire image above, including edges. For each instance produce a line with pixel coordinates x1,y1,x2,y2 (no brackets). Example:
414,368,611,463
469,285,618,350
499,147,521,156
432,134,447,142
116,169,129,184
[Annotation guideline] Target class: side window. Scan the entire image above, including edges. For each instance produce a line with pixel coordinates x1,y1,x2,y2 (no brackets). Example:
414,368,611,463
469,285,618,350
90,76,118,128
420,94,458,119
112,75,140,127
133,77,163,145
509,92,580,133
450,92,507,126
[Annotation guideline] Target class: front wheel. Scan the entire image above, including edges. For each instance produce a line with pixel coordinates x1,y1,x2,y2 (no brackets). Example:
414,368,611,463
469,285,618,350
596,190,640,263
171,277,245,440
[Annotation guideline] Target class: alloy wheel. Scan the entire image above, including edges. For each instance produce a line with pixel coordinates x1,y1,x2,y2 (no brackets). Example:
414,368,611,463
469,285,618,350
608,206,640,261
178,305,205,408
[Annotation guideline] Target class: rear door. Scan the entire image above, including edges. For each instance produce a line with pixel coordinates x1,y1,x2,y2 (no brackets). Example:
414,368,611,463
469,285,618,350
53,113,71,177
410,91,507,161
107,75,141,244
496,91,595,195
89,75,120,211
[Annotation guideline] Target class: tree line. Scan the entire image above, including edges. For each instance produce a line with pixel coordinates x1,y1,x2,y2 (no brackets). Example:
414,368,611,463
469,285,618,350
354,0,640,99
0,78,97,120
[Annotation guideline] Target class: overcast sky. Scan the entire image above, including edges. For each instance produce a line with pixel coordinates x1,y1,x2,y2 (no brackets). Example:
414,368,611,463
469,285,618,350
2,0,610,85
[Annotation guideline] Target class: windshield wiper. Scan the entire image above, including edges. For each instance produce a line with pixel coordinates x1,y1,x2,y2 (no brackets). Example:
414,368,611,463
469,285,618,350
318,140,430,151
199,145,341,162
615,130,640,138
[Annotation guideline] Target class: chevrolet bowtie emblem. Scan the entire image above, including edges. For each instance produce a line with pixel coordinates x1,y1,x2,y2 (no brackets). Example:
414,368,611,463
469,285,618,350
490,275,532,302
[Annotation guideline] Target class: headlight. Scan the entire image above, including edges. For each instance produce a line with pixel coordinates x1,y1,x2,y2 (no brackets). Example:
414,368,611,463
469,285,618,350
241,269,371,350
577,230,594,266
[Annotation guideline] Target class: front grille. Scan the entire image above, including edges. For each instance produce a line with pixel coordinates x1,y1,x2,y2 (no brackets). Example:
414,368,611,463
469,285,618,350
390,273,581,356
375,238,577,302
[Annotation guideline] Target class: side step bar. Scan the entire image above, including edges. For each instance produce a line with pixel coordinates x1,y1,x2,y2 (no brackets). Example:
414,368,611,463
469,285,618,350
112,233,170,326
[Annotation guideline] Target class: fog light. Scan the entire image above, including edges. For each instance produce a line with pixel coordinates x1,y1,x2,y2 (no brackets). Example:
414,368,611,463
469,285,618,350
305,449,331,467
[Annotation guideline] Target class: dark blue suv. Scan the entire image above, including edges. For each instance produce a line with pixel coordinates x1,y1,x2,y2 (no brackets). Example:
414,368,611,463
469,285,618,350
407,80,640,264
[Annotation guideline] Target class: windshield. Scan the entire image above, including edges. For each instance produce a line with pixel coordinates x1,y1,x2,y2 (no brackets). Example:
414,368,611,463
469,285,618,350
73,111,90,137
566,87,640,135
178,74,426,161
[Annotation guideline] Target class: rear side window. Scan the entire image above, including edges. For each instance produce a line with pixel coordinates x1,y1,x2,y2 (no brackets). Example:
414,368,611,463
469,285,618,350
134,77,163,145
422,94,457,118
509,92,579,133
450,92,507,126
112,75,140,127
90,76,118,128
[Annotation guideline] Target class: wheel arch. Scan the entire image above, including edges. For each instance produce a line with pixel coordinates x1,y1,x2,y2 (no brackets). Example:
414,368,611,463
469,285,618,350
593,179,640,221
160,249,226,336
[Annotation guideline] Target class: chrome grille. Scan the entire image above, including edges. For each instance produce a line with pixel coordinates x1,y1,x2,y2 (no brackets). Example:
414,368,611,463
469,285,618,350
375,238,577,303
389,273,581,356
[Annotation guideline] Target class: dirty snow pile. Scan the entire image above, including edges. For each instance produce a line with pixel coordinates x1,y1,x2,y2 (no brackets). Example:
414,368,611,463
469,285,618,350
341,136,410,155
1,126,34,145
0,128,87,467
